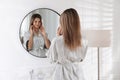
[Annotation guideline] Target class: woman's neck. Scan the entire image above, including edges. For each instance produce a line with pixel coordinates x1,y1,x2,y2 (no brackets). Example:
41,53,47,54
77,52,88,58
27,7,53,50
33,27,39,34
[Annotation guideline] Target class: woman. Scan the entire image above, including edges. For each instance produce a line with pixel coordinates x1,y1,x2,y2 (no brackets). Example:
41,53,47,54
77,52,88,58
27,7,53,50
46,8,88,80
24,13,50,58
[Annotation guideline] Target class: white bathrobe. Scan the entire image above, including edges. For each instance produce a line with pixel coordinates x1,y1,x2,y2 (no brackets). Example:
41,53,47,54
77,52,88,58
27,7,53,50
46,36,87,80
24,31,47,57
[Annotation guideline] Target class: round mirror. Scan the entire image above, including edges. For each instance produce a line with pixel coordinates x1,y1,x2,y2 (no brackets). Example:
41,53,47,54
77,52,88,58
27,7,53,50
19,8,60,58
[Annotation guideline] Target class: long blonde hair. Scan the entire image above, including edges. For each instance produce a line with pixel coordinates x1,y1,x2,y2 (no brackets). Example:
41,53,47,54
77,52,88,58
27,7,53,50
60,8,82,50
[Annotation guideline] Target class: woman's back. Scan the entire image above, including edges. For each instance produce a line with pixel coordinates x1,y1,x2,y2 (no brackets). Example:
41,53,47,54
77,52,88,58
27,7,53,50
47,36,87,80
55,36,87,63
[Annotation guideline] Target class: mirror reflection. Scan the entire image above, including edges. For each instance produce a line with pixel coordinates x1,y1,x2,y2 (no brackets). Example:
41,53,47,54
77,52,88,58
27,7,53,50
19,8,60,58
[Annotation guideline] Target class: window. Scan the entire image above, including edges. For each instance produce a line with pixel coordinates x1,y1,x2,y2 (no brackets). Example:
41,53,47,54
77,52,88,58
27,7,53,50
75,0,113,80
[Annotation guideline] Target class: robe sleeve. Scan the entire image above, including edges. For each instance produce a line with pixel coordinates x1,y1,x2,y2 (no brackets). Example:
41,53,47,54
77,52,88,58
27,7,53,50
23,32,30,49
80,39,88,61
46,38,58,62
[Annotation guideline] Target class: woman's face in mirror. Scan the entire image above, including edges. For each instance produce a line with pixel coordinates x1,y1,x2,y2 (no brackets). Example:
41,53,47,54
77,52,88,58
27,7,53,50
19,8,60,58
33,18,41,29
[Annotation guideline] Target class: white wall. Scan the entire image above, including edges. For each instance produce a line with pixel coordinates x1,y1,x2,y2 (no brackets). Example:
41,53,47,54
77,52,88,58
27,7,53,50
0,0,79,80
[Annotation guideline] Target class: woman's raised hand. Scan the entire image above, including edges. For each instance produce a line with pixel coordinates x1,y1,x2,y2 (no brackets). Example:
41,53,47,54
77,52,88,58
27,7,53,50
30,26,34,36
40,26,46,37
57,26,63,36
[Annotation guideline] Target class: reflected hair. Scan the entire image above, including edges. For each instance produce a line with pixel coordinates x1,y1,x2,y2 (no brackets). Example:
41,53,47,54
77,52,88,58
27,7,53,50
30,13,42,28
60,8,82,51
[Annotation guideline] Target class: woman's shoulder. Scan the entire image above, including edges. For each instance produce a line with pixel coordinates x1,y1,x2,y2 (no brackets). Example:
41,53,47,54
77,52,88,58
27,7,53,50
51,36,63,44
81,38,88,48
82,38,88,43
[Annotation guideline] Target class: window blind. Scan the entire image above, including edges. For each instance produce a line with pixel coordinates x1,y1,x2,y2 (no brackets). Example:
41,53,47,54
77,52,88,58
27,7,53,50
75,0,113,80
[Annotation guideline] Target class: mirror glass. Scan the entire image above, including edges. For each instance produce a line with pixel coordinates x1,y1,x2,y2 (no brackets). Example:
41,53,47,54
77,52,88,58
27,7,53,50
19,8,60,58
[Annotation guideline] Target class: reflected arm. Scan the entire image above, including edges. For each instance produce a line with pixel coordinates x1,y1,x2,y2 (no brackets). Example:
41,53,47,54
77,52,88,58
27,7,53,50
40,26,51,49
43,35,51,49
27,34,33,51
